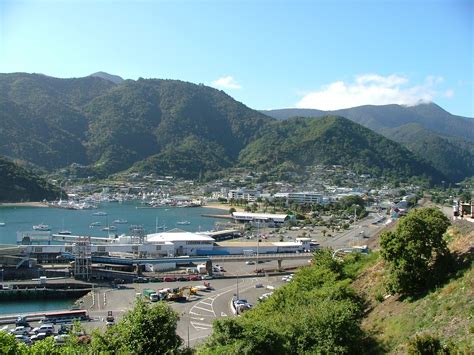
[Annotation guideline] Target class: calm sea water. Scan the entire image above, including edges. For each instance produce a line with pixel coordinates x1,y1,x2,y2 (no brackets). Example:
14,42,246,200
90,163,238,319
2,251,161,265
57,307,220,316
0,202,226,245
0,202,226,315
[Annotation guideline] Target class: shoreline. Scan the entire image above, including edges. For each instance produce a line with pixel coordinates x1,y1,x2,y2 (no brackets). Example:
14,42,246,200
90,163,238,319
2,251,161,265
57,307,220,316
0,202,49,208
203,203,244,212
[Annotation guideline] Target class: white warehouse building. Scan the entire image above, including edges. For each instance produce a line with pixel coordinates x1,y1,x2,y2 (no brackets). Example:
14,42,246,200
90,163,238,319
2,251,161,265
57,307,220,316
146,229,215,256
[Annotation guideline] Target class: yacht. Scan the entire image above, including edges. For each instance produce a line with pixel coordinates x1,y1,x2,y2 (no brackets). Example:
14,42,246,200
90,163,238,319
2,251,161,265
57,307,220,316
89,221,102,227
33,224,50,231
92,211,107,216
102,226,117,232
176,221,191,225
113,219,128,224
0,222,5,227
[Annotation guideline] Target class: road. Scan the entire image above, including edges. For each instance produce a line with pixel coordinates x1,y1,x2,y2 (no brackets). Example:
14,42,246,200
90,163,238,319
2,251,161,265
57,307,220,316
82,275,287,347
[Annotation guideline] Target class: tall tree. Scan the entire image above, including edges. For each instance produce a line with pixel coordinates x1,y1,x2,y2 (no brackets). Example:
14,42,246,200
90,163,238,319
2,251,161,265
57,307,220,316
380,207,451,296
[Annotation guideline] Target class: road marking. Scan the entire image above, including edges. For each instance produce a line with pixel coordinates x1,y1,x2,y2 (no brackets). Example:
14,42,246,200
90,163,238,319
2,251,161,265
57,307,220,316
190,317,205,321
199,300,213,306
191,321,212,327
220,312,227,317
192,305,214,313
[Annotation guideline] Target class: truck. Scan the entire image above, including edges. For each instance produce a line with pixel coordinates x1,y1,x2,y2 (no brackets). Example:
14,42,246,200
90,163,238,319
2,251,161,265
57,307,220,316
196,264,208,274
142,288,159,302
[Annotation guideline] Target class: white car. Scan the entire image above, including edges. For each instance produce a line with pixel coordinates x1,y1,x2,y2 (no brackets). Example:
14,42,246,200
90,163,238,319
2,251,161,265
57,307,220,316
32,324,54,335
10,326,31,335
54,334,70,343
246,261,255,265
31,332,48,342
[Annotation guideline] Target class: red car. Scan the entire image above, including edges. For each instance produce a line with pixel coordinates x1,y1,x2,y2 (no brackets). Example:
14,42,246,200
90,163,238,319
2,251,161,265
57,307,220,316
163,276,176,282
188,275,201,281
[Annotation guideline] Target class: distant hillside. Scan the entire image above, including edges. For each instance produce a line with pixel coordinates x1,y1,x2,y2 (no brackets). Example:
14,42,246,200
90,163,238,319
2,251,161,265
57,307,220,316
262,103,474,142
262,104,474,181
380,124,474,182
0,73,457,183
0,156,60,202
89,71,124,84
239,116,445,183
0,73,271,178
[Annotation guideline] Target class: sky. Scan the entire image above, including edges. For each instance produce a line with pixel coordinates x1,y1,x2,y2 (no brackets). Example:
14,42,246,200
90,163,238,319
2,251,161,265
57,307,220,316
0,0,472,116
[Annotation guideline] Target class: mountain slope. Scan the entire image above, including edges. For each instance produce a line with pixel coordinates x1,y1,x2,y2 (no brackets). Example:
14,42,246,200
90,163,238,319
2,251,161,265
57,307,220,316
89,71,124,84
0,73,272,177
262,103,474,142
262,104,474,181
0,73,457,182
0,156,60,202
239,116,446,183
379,124,474,182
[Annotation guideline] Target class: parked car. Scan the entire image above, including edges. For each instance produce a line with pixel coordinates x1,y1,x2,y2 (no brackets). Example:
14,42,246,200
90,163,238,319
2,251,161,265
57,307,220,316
245,261,255,265
31,332,50,342
32,324,54,335
15,335,32,345
201,275,213,280
133,277,149,283
188,275,201,281
10,326,31,335
54,334,70,344
177,276,188,282
163,276,176,282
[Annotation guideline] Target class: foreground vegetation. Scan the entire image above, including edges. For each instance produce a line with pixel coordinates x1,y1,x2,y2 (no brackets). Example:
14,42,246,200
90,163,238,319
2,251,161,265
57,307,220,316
1,208,472,354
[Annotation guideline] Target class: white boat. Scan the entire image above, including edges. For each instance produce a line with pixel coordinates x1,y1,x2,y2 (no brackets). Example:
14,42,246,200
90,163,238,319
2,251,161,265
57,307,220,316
176,221,191,225
0,222,5,227
57,230,72,235
113,219,128,224
92,211,107,216
102,226,117,231
33,224,50,231
89,221,102,227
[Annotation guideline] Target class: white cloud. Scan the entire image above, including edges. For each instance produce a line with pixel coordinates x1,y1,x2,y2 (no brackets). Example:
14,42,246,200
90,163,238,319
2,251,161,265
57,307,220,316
296,74,452,110
212,76,241,90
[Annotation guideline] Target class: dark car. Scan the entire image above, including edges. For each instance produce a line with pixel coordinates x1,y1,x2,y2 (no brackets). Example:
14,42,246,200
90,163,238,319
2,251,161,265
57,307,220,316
133,277,149,283
177,276,188,282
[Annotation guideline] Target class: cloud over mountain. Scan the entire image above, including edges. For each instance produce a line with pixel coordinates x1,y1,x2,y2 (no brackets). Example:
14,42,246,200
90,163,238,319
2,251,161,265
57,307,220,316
211,76,242,90
296,74,452,110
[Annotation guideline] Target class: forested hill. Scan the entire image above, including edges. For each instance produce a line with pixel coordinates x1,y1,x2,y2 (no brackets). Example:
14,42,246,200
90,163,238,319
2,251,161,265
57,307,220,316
239,116,446,183
0,73,271,177
262,103,474,142
262,104,474,181
0,156,60,202
0,72,455,183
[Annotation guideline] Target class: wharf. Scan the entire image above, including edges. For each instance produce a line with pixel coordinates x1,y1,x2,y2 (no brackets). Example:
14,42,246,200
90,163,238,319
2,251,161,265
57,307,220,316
201,214,233,219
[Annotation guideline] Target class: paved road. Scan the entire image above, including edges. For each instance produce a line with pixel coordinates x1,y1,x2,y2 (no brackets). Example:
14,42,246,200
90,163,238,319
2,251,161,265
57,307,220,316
83,276,286,347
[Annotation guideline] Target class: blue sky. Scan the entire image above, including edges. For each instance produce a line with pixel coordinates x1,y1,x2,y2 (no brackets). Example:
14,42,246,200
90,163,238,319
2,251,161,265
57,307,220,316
0,0,472,116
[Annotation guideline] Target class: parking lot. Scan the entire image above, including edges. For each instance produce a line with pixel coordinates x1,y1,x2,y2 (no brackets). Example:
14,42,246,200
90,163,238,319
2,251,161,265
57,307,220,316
81,274,289,347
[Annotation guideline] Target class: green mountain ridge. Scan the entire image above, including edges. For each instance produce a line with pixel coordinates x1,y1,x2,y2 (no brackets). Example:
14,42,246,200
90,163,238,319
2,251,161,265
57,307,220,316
0,72,462,183
239,116,446,183
262,105,474,181
0,156,60,202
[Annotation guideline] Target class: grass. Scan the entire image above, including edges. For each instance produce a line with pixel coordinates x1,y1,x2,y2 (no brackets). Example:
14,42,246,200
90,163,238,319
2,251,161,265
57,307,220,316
356,222,474,354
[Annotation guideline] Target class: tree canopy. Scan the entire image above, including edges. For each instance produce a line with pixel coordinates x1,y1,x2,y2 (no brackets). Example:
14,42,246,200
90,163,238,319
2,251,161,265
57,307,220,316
380,207,451,297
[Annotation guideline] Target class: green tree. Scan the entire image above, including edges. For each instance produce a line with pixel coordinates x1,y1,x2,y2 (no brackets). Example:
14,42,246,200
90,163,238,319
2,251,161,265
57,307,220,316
229,207,236,214
380,207,451,296
92,299,182,354
0,332,28,355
